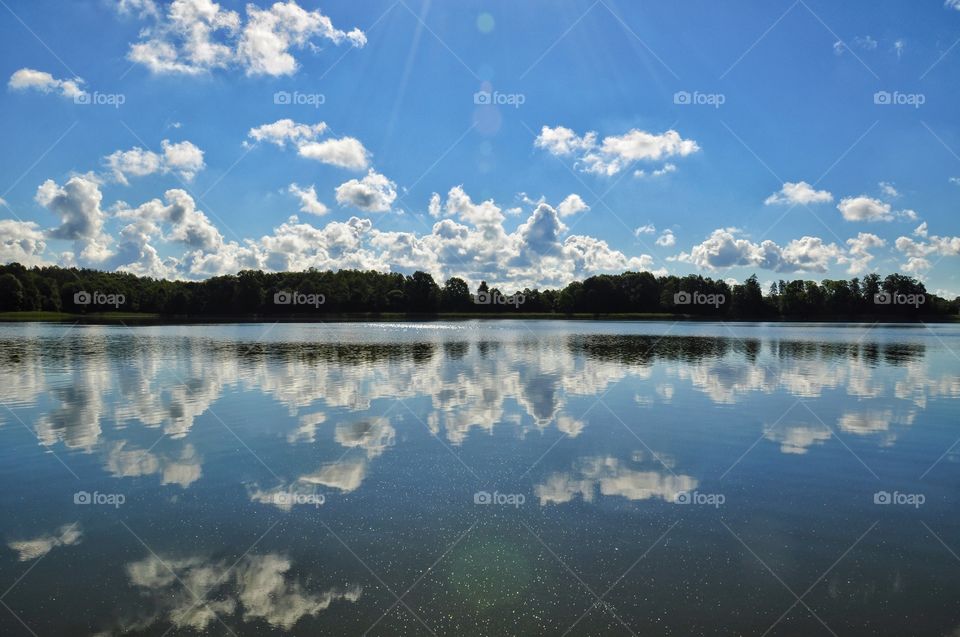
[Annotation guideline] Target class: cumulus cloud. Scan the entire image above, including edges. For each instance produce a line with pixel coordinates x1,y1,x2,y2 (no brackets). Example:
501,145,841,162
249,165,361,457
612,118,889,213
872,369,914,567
535,124,698,176
247,119,327,147
894,224,960,273
104,139,205,184
288,183,328,215
298,136,369,170
124,0,365,76
655,229,676,247
247,119,369,170
842,232,885,275
4,182,677,289
8,68,85,100
764,181,833,206
676,228,842,273
36,175,113,262
335,170,397,212
556,193,589,217
837,195,893,221
0,220,49,266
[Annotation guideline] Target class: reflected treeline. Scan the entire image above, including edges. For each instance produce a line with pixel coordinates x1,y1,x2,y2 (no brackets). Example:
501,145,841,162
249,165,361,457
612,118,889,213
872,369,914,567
570,334,925,366
220,340,438,364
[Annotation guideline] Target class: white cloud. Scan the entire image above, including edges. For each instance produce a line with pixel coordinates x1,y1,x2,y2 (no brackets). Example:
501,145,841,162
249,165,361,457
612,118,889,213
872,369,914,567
535,124,699,176
125,0,365,76
556,193,589,217
635,163,677,178
634,224,656,236
161,139,206,181
335,170,397,212
894,224,960,273
8,68,85,100
35,175,112,262
533,125,596,156
288,183,328,216
247,119,327,147
842,232,885,275
247,120,369,170
837,195,893,221
764,181,833,206
238,1,366,76
879,181,899,198
950,177,960,186
947,0,960,11
0,220,49,266
655,229,676,247
297,137,369,170
676,228,843,273
104,139,205,184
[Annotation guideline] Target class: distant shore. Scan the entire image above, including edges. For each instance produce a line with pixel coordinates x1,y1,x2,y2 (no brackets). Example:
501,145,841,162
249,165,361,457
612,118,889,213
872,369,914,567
1,311,956,324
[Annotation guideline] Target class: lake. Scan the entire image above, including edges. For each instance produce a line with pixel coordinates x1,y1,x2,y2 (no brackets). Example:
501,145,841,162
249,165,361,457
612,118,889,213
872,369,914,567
0,321,958,636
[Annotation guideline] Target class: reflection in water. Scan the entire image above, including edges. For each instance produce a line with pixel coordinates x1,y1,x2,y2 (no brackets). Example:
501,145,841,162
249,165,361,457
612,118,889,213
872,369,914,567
1,324,959,635
7,523,81,561
536,455,697,505
108,553,361,633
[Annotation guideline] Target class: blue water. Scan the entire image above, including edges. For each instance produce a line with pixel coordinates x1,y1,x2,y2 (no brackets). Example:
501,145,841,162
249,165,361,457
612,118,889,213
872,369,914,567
0,321,958,635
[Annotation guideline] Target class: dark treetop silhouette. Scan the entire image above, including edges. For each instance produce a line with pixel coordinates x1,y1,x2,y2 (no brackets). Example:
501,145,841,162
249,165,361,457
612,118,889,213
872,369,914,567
0,263,955,320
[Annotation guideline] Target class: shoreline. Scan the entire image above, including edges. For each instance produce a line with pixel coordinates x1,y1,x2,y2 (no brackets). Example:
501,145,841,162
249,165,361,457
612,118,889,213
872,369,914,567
1,311,957,325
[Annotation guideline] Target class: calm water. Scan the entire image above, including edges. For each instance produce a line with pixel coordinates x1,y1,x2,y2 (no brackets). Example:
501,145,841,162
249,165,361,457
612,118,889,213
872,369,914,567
0,321,958,636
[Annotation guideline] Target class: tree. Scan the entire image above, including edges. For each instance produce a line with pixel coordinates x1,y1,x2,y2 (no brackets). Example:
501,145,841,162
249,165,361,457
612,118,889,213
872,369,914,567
441,277,471,311
0,273,24,311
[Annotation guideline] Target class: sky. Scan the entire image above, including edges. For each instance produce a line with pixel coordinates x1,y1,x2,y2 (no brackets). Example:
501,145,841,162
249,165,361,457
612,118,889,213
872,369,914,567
0,0,958,295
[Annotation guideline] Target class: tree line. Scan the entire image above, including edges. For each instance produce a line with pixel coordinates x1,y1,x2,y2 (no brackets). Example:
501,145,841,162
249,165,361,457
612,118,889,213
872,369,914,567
0,262,955,319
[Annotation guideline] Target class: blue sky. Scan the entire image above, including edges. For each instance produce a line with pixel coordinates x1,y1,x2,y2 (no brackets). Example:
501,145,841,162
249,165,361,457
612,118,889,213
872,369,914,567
1,0,958,294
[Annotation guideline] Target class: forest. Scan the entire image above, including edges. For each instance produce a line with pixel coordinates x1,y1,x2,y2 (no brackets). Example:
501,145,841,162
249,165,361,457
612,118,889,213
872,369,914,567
0,262,955,319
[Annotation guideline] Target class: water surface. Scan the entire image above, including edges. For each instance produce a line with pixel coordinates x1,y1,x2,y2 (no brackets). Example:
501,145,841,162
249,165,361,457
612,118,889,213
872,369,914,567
1,321,958,636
